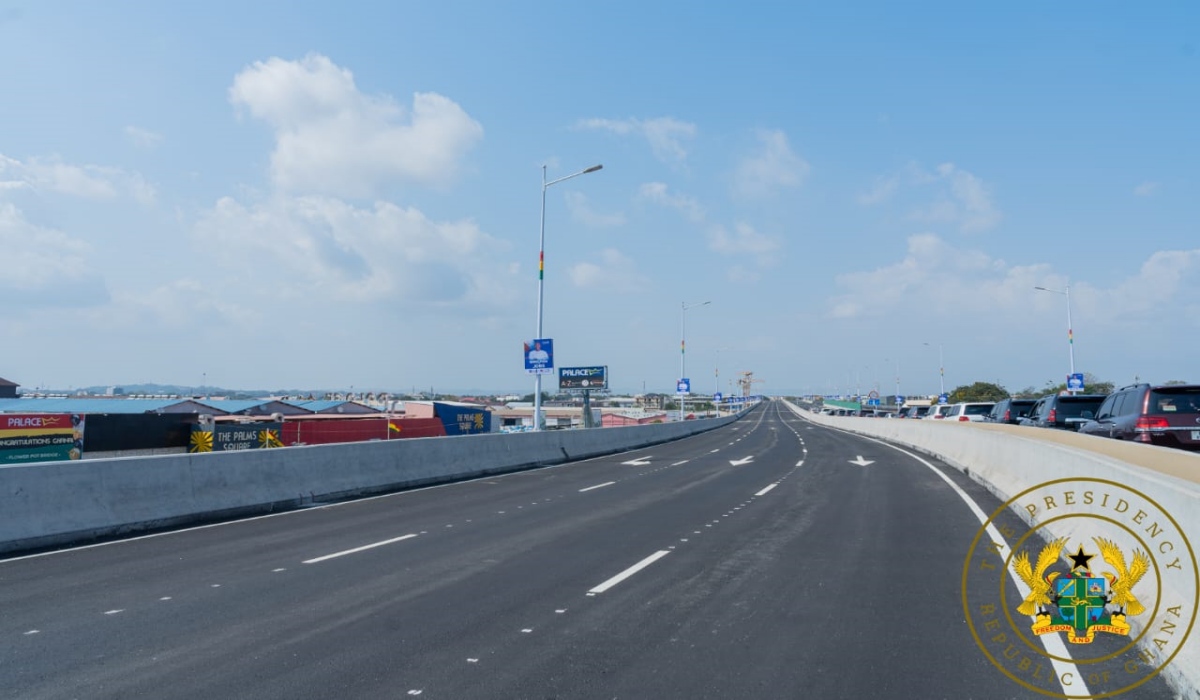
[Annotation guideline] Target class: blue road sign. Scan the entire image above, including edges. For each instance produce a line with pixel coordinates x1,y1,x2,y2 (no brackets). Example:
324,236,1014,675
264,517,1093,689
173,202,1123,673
938,393,949,405
868,398,881,407
677,378,691,395
895,395,905,406
1067,373,1085,391
524,338,554,374
714,392,723,402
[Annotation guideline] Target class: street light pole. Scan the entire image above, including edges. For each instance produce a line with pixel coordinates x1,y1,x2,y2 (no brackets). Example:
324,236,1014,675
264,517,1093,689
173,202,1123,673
1034,282,1076,392
680,300,711,421
885,357,900,407
533,163,603,432
714,346,731,417
895,357,901,406
923,342,944,396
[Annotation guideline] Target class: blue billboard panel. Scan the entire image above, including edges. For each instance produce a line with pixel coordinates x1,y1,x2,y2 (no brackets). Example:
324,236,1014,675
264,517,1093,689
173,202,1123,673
434,403,491,436
524,338,554,374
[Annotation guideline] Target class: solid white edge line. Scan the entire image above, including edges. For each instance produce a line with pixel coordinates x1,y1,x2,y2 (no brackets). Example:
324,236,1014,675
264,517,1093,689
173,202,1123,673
303,533,418,564
754,484,777,497
786,404,1087,698
579,481,616,493
588,550,671,594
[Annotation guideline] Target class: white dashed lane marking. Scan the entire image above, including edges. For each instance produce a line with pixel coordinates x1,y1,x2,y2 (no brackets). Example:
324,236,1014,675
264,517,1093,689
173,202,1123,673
303,533,419,564
588,550,672,595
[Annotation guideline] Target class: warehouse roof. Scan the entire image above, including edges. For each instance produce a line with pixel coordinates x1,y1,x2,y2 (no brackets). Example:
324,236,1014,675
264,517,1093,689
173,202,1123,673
288,400,379,414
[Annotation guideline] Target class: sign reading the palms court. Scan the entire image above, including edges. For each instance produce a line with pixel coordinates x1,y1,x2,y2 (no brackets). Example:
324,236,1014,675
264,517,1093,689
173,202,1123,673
962,478,1198,698
189,423,283,452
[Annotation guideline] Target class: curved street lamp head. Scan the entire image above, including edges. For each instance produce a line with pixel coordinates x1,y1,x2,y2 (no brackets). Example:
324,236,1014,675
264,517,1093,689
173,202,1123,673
544,163,604,188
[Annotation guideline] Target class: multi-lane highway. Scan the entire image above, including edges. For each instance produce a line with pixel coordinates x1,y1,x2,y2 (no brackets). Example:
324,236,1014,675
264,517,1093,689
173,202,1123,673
0,401,1177,698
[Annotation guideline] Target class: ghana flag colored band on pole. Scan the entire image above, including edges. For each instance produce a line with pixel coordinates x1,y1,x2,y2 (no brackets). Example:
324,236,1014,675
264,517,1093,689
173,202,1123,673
539,251,544,280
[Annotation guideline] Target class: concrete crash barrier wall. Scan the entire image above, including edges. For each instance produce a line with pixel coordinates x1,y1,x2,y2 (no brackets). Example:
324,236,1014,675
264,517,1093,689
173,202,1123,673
784,401,1200,699
0,414,740,556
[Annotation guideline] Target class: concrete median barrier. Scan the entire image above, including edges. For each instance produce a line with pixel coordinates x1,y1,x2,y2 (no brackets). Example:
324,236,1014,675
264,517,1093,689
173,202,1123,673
0,415,739,556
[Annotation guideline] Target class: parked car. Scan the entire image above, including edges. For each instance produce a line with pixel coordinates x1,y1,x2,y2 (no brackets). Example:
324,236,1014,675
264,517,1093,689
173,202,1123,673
899,406,926,419
944,402,996,422
924,404,955,420
986,398,1037,424
1078,383,1200,451
1020,394,1108,431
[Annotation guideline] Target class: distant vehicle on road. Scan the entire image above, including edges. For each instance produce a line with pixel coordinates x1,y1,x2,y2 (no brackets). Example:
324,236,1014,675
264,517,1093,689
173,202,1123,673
1078,383,1200,451
944,402,995,422
924,404,954,420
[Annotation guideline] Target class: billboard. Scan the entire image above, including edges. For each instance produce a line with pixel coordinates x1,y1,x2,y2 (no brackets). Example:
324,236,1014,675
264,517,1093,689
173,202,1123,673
189,422,283,452
434,402,491,435
0,413,85,464
559,366,608,391
524,338,554,374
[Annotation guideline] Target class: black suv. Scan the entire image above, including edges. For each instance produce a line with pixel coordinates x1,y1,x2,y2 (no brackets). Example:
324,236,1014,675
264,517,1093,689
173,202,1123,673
986,398,1036,424
1078,383,1200,451
1020,394,1108,431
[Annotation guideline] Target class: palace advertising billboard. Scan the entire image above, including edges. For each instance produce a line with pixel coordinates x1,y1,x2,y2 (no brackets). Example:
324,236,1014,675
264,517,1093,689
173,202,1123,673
559,366,608,391
0,413,85,464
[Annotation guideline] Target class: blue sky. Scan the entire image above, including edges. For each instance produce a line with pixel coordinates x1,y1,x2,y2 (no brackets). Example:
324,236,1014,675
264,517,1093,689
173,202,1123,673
1,2,1196,396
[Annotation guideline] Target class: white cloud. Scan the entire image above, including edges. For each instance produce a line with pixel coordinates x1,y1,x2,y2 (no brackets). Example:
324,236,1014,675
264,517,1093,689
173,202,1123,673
908,162,1000,233
565,191,625,228
193,194,517,307
727,264,761,284
95,278,264,331
0,202,108,306
229,53,483,198
638,181,706,223
732,128,808,199
0,153,155,204
825,233,1200,327
708,221,781,266
575,116,697,164
124,126,164,149
1134,181,1159,197
827,233,1037,319
857,175,899,206
568,248,649,291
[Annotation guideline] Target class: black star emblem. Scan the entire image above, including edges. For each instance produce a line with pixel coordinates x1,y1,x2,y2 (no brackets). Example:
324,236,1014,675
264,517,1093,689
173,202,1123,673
1068,545,1094,572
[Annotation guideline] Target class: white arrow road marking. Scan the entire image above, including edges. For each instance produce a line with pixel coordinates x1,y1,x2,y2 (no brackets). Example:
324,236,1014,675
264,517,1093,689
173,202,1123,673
621,457,652,466
729,456,754,466
848,455,874,466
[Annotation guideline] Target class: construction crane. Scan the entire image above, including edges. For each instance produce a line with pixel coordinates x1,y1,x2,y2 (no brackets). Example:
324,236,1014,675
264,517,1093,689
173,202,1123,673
737,371,764,397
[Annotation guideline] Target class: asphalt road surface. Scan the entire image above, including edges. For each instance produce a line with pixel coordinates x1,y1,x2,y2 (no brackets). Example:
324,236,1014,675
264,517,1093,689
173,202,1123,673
0,401,1178,699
